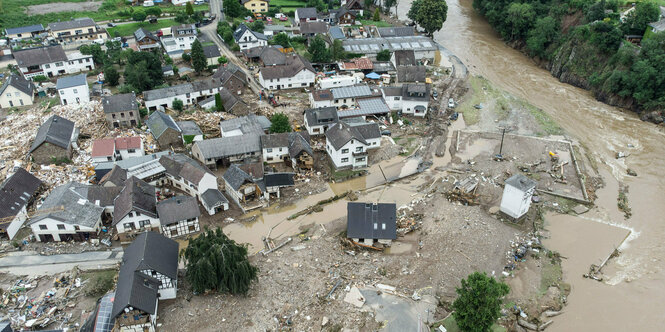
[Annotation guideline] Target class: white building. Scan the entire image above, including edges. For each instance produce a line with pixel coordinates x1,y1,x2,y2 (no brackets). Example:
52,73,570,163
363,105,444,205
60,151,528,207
56,74,90,105
144,79,223,111
309,85,374,109
91,136,144,164
258,54,316,91
157,196,201,238
318,75,361,89
0,168,42,240
112,177,160,242
158,154,218,202
233,24,268,50
325,122,381,169
381,84,430,117
500,174,537,219
0,74,35,109
13,45,95,79
303,107,338,136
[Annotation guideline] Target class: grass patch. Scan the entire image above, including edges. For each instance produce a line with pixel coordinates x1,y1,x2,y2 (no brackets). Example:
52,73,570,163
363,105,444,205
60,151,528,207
430,315,506,332
82,270,117,298
358,20,392,27
457,76,486,125
539,257,563,295
525,103,563,136
396,137,418,156
270,0,306,6
108,19,177,37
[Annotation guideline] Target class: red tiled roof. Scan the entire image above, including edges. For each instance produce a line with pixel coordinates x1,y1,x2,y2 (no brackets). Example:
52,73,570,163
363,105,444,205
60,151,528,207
353,58,373,70
115,136,141,150
91,138,115,157
342,62,358,70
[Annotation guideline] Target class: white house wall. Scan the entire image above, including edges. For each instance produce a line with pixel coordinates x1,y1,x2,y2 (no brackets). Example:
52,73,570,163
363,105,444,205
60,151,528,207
58,84,90,105
30,216,101,242
139,268,177,299
161,217,199,239
115,212,160,235
0,85,33,108
259,69,315,91
262,146,289,163
6,207,28,240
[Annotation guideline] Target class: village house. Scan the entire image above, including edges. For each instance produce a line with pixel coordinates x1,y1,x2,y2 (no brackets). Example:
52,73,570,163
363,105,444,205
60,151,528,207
157,196,200,238
396,66,427,84
212,63,248,94
334,7,357,25
157,154,218,201
325,121,381,169
198,88,247,114
203,45,222,66
233,24,268,50
264,173,295,198
112,232,178,331
303,107,339,136
102,93,139,129
173,23,197,50
390,50,417,67
299,21,329,38
144,79,223,111
201,188,230,215
295,8,319,26
192,135,262,168
94,151,172,184
222,164,268,212
258,54,316,91
0,74,36,109
48,18,108,43
145,110,183,150
343,0,365,16
56,74,90,105
288,132,315,170
243,45,287,66
310,85,374,109
337,96,391,121
13,45,94,79
177,121,204,143
72,183,122,218
0,168,42,240
29,115,78,165
162,65,175,77
134,28,161,51
219,114,271,137
242,0,269,13
381,84,429,117
346,202,396,246
263,24,286,37
260,132,313,169
91,136,144,163
377,26,415,38
500,174,537,219
342,36,437,60
28,182,104,242
4,24,45,41
112,177,160,242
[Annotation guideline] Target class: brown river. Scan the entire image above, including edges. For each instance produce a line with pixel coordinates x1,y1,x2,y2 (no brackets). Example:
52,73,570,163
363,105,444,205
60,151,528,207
395,0,665,330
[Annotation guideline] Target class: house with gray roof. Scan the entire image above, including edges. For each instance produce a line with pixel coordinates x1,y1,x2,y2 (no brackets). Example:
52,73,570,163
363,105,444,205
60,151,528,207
0,168,42,240
113,232,178,331
261,132,313,170
233,24,268,51
48,17,108,43
381,84,429,117
304,106,339,135
342,36,437,60
5,24,45,40
258,54,316,90
157,196,201,238
222,164,268,212
203,45,222,66
337,97,390,120
158,154,219,204
299,21,329,38
396,66,427,83
134,28,160,50
112,177,159,242
212,63,248,94
391,50,417,67
347,202,396,246
377,26,415,38
325,121,381,169
29,115,78,164
102,93,139,129
329,26,346,40
500,174,537,219
56,74,90,105
0,74,36,109
312,84,375,109
295,8,319,26
201,188,229,215
144,79,223,111
13,45,95,79
146,110,183,150
219,114,270,137
192,134,262,168
198,88,248,114
176,121,204,143
28,182,105,242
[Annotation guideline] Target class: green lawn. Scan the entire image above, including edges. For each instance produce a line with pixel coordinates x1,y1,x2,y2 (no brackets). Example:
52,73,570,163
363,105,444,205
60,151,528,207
359,20,393,27
269,0,306,6
108,19,177,37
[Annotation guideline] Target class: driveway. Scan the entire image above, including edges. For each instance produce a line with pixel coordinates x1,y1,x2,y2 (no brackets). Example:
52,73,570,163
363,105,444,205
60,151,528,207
0,249,123,276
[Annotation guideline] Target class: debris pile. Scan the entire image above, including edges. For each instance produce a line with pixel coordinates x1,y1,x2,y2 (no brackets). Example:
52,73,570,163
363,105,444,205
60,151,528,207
504,234,541,273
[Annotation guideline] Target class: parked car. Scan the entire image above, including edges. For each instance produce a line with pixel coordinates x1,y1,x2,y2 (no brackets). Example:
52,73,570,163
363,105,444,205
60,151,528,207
432,90,438,100
448,98,455,108
381,130,392,136
449,112,459,121
107,23,116,27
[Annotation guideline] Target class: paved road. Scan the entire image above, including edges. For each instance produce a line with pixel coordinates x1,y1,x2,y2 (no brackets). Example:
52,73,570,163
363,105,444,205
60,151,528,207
0,249,123,276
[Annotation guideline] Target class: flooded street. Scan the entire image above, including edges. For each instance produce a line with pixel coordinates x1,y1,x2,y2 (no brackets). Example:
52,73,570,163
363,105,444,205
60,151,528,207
393,0,665,329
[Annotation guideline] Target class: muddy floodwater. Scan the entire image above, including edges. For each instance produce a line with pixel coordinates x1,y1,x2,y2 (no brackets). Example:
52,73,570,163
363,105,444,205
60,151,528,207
393,0,665,329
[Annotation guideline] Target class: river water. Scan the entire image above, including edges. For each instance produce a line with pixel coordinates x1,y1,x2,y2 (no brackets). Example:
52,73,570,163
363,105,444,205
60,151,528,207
393,0,665,329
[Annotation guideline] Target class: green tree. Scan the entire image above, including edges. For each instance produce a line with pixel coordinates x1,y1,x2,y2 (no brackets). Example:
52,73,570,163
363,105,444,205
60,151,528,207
590,21,623,54
215,93,225,112
526,16,559,57
307,0,327,12
407,0,447,36
186,2,194,16
182,52,192,62
104,66,120,86
175,12,190,23
330,39,347,61
224,0,247,19
271,32,291,47
123,51,163,92
308,35,331,63
270,113,292,133
32,75,49,83
181,228,258,295
80,44,106,65
218,56,228,64
191,39,207,74
132,10,147,22
622,1,660,35
384,0,397,13
505,2,534,40
172,98,184,111
250,20,265,33
146,6,162,17
376,49,391,61
452,272,510,332
373,8,380,21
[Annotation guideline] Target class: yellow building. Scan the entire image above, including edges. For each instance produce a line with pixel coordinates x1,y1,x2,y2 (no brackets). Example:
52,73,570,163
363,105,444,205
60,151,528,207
242,0,269,13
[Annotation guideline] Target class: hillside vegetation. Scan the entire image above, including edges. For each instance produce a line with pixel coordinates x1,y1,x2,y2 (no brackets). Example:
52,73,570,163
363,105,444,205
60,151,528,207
473,0,665,122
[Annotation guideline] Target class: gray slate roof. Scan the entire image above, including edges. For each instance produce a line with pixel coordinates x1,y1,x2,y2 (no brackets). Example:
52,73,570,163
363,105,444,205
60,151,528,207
305,107,338,126
143,84,192,101
203,45,221,59
212,63,248,84
194,134,261,159
223,164,254,191
331,85,372,100
14,45,68,67
146,111,181,140
112,269,159,319
134,28,158,43
342,36,436,55
5,24,44,36
325,121,380,150
220,114,270,135
260,132,289,149
259,46,287,66
99,165,128,186
0,168,42,221
112,177,157,225
346,202,396,240
392,50,416,66
56,74,87,90
72,183,122,208
288,131,312,159
159,154,212,184
296,7,318,19
201,188,229,209
300,21,328,34
233,24,267,42
48,18,96,32
397,66,426,82
403,83,429,100
377,26,414,38
176,121,203,137
0,74,35,97
259,54,315,80
102,93,138,114
329,26,345,40
29,115,75,153
356,97,390,115
505,174,537,191
156,196,200,226
264,173,294,187
28,182,104,228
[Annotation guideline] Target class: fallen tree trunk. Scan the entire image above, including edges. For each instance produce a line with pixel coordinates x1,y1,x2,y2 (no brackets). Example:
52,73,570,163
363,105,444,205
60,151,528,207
518,319,538,331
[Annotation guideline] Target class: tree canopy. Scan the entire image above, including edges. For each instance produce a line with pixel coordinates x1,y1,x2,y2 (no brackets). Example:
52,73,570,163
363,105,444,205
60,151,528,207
104,66,120,86
622,1,660,35
185,2,194,16
132,10,147,22
181,228,258,295
308,35,331,63
452,272,510,332
376,49,391,61
407,0,448,36
270,113,292,133
191,39,207,73
215,93,225,112
224,0,248,19
123,51,163,93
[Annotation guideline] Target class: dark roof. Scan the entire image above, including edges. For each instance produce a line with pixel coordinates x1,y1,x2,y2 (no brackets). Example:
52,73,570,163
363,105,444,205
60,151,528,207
48,18,96,32
157,196,200,226
392,50,416,66
76,185,123,207
146,111,181,140
260,132,289,149
239,162,264,180
345,0,364,9
212,63,248,84
222,164,254,191
176,121,203,137
0,168,42,221
288,131,313,159
203,45,221,59
14,45,68,67
305,107,338,126
259,46,287,66
296,7,318,19
29,115,75,153
233,24,267,43
219,87,245,111
112,232,178,318
505,174,537,191
102,93,138,114
264,173,294,187
300,21,328,34
260,54,315,80
325,121,380,150
371,61,395,73
220,114,270,135
397,66,426,82
347,202,396,240
311,89,332,101
159,154,212,184
382,86,402,96
377,26,414,37
329,26,345,40
99,165,127,187
194,135,261,159
0,74,35,97
402,83,429,100
112,177,157,225
5,24,44,36
56,74,87,90
28,182,104,228
201,188,229,209
134,28,159,42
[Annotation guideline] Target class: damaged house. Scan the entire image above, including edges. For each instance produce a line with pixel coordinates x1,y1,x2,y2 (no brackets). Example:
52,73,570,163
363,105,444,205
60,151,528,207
222,164,268,212
346,202,396,246
303,107,338,136
156,196,200,238
0,168,42,240
29,115,78,165
260,132,314,170
112,177,159,242
146,110,183,150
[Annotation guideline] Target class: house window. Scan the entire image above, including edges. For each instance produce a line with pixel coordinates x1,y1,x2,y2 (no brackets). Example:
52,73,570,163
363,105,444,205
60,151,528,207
355,147,363,152
267,157,273,161
382,223,386,230
129,212,133,217
112,114,116,118
128,149,135,153
73,89,78,93
267,148,273,153
372,142,377,145
123,223,135,230
341,157,348,162
139,220,150,227
57,224,65,230
39,225,47,230
59,90,64,95
278,148,282,152
129,112,133,116
121,113,125,117
136,212,141,216
74,226,80,231
342,149,349,154
56,62,63,67
356,157,365,162
373,223,377,230
44,64,50,69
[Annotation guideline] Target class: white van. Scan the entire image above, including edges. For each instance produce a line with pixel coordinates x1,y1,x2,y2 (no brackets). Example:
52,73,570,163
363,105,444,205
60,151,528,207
143,0,154,6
